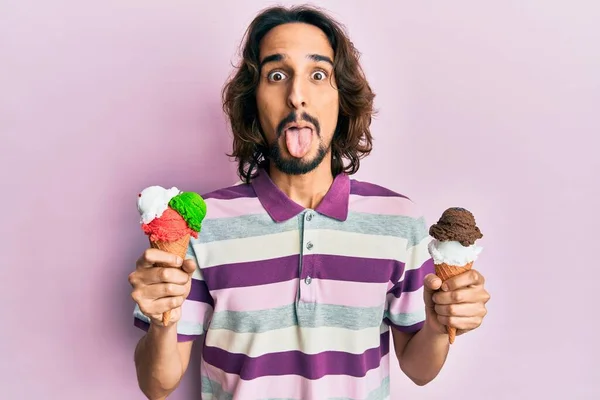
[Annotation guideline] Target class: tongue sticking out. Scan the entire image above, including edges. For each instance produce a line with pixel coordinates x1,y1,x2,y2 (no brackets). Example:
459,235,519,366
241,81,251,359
285,127,313,158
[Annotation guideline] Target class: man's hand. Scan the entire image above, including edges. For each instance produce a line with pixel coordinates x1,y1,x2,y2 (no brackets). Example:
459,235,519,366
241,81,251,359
423,269,490,337
129,248,197,326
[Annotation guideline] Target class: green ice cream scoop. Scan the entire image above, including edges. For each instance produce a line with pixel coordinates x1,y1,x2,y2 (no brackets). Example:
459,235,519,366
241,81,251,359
168,192,207,232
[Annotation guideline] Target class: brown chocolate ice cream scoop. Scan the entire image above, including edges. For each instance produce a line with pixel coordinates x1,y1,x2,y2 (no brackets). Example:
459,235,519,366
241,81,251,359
429,207,483,246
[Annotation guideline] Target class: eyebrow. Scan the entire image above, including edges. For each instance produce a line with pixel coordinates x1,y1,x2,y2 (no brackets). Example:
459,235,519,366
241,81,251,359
259,53,334,70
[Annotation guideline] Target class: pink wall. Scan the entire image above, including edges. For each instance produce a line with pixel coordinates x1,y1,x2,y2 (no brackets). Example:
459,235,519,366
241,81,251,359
2,0,598,398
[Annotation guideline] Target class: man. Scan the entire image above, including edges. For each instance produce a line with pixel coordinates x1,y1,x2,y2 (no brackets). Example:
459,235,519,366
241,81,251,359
129,5,490,400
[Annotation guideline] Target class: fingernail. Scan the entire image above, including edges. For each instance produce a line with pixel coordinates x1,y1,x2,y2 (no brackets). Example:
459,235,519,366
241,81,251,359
441,283,449,291
176,256,183,265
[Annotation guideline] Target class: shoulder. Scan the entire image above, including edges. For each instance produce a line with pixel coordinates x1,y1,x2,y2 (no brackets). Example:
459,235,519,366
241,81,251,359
349,178,411,200
200,181,256,201
348,178,429,248
197,181,261,222
348,178,422,218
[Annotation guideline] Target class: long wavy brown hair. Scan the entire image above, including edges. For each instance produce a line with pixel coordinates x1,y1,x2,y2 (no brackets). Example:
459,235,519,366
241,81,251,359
222,5,376,183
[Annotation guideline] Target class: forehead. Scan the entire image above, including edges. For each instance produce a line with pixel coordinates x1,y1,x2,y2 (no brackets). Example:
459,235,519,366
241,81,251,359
259,22,334,61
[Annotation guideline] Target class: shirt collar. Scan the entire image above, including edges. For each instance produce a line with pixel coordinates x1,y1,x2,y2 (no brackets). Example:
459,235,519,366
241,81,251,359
251,167,350,222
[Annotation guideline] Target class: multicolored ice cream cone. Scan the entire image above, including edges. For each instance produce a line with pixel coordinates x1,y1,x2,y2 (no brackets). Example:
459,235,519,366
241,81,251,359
137,186,207,326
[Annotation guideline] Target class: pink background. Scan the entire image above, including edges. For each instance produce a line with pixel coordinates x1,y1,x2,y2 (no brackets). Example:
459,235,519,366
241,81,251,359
2,0,598,398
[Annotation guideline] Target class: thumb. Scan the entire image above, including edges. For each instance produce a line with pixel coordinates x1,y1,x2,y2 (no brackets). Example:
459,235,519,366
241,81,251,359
182,258,198,276
423,273,442,308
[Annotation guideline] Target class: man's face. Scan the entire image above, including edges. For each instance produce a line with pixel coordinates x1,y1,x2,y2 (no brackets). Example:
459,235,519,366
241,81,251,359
256,22,339,175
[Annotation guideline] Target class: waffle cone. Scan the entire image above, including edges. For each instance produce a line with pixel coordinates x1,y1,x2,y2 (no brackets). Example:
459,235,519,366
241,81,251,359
149,233,191,326
434,261,474,344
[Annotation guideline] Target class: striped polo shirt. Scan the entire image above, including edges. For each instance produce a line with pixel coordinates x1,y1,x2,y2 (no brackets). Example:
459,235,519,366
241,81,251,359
134,168,434,400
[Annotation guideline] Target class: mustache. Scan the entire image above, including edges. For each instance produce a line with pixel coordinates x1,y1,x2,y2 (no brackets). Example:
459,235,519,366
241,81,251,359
276,111,321,138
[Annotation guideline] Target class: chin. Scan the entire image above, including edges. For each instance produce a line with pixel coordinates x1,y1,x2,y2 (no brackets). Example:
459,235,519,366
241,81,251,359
269,144,329,175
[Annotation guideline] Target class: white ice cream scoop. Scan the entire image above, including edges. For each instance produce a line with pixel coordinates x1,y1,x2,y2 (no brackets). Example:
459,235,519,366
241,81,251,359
137,185,181,224
428,239,483,266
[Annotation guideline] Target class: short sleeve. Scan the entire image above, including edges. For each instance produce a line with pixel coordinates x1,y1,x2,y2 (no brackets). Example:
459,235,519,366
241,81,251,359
384,213,435,333
133,241,215,342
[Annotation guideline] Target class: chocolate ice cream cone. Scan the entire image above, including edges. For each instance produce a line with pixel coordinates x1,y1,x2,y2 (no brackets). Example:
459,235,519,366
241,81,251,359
428,207,483,345
434,261,474,344
149,233,191,326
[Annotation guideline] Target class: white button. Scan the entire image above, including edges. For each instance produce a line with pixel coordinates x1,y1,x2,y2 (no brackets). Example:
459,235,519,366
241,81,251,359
306,213,313,221
305,276,312,285
306,241,313,250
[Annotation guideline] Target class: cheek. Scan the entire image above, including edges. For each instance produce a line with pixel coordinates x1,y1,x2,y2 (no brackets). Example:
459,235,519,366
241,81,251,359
318,93,340,137
256,87,285,136
256,95,275,137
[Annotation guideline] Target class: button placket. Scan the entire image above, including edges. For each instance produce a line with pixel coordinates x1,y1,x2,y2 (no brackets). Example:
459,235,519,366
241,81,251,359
300,210,316,298
303,237,314,283
303,210,315,254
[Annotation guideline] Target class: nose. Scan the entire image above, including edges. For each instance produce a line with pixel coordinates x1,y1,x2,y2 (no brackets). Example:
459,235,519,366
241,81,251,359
287,76,307,110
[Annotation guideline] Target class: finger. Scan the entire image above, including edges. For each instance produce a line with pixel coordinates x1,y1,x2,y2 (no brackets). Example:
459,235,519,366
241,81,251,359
140,266,191,285
441,269,484,292
136,297,184,318
181,258,197,276
132,290,183,317
434,302,487,317
151,267,190,285
137,248,183,269
432,287,489,305
423,273,442,292
436,315,483,331
145,283,188,299
151,296,185,315
422,273,442,310
149,306,182,326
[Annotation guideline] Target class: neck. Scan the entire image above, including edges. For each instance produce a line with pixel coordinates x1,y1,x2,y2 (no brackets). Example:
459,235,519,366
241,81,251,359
268,156,334,209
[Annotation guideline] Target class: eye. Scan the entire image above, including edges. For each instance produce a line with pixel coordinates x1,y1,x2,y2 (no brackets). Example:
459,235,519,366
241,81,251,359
267,71,287,82
311,70,327,81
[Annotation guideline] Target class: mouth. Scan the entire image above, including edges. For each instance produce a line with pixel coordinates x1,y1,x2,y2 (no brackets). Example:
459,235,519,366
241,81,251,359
281,122,315,158
283,122,315,133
